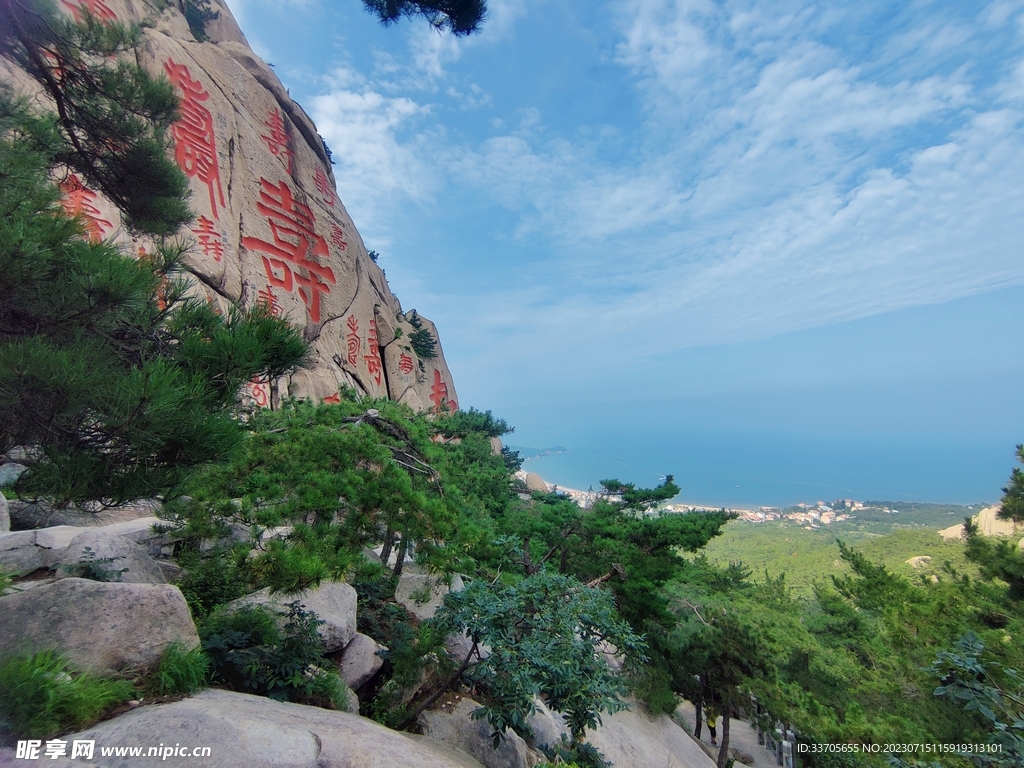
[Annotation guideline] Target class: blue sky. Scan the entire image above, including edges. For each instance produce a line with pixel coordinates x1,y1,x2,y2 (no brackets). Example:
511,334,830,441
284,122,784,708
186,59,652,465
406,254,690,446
227,0,1024,503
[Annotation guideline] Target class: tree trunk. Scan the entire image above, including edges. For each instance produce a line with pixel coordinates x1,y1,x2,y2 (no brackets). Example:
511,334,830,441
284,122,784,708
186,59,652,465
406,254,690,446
379,526,395,566
392,532,409,578
717,710,731,768
694,699,703,740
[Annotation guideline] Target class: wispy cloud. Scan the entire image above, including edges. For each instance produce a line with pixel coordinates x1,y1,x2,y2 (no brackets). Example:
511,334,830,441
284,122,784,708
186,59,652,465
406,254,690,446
301,0,1024,375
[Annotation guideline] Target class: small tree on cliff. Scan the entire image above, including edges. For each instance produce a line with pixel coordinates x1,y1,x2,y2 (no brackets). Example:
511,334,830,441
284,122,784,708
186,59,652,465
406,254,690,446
0,0,307,507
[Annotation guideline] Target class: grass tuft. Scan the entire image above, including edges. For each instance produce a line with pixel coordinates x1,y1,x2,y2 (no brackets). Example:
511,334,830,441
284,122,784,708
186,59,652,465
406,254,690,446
0,651,134,739
149,641,210,696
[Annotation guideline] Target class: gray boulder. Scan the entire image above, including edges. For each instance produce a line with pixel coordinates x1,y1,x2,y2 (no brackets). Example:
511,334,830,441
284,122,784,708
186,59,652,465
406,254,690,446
227,581,357,652
0,530,41,575
395,568,464,621
0,490,8,532
41,689,484,768
56,530,166,584
339,632,384,690
0,578,199,675
585,706,716,768
420,697,539,768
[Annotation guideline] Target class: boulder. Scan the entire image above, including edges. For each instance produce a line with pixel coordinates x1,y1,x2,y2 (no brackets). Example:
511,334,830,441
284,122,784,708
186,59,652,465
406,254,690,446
56,530,166,584
524,473,548,493
0,491,8,532
0,530,40,575
0,578,199,675
0,461,27,486
975,505,1016,536
584,706,716,768
6,499,158,530
940,505,1016,541
227,581,357,652
419,697,539,768
40,689,484,768
525,699,567,751
339,633,384,690
395,568,464,621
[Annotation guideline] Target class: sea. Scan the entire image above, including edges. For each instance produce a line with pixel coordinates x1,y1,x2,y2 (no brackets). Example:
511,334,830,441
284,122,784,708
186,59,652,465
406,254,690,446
516,432,1010,509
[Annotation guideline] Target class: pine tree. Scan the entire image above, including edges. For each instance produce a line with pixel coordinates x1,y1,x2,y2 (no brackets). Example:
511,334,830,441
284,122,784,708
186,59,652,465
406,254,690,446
0,1,308,507
361,0,487,36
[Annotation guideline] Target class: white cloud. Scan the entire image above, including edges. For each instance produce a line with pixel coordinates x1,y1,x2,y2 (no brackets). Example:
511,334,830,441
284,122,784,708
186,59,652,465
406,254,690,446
301,0,1024,380
309,68,436,235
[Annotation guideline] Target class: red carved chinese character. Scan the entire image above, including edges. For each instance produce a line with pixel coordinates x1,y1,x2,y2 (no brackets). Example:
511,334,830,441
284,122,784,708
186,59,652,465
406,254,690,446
256,285,282,317
398,353,414,375
364,319,383,387
260,108,293,174
240,179,337,324
191,215,224,262
345,315,360,366
323,392,341,405
430,369,457,413
249,378,269,408
60,174,112,243
164,59,226,219
329,224,347,250
61,0,117,23
313,166,336,207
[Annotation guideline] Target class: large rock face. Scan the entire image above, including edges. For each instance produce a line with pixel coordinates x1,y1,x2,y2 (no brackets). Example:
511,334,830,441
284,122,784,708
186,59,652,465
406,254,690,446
419,698,541,768
0,0,458,414
0,578,199,675
939,504,1017,541
38,689,485,768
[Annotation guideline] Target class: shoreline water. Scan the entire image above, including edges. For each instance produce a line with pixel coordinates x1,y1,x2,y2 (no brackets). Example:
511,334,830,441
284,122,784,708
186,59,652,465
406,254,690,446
519,434,1006,510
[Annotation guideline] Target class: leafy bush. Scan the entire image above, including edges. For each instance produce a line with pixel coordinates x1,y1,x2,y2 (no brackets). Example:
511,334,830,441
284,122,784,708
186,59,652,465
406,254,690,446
431,572,645,745
0,651,133,738
543,736,609,768
174,548,250,620
149,641,209,696
201,602,346,709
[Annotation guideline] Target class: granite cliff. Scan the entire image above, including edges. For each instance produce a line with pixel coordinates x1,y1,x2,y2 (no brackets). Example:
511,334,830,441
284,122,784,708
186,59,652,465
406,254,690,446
0,0,458,413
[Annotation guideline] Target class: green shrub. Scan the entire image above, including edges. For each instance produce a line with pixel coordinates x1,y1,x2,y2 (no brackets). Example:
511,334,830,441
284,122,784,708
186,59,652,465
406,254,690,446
149,641,209,696
543,737,609,768
175,549,250,620
201,602,346,709
0,651,134,739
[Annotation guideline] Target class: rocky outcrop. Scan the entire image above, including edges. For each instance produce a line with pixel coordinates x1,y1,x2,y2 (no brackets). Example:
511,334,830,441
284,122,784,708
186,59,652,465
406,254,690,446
40,689,485,768
0,517,169,576
527,700,716,768
395,567,464,621
0,578,198,675
419,698,541,768
226,581,357,652
524,473,549,493
939,505,1017,540
0,0,457,414
339,632,385,690
585,707,717,768
0,491,8,533
56,530,166,584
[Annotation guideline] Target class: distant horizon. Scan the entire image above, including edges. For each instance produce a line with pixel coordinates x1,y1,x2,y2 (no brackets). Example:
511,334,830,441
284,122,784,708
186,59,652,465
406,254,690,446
518,432,1007,511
